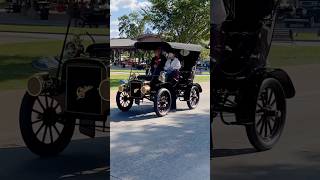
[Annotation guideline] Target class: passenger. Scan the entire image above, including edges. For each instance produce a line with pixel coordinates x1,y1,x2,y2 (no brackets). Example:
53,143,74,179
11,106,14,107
164,50,181,111
164,50,181,82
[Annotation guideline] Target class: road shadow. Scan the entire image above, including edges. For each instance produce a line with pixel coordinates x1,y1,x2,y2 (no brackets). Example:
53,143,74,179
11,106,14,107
111,110,210,180
0,137,109,180
110,103,191,122
211,140,320,179
211,148,257,159
212,163,320,180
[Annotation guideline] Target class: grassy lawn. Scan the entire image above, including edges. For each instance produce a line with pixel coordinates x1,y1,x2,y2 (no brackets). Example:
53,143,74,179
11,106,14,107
110,73,209,91
110,74,128,90
269,45,320,67
110,69,145,73
0,41,319,91
0,1,6,9
0,24,108,35
293,32,319,41
0,40,62,90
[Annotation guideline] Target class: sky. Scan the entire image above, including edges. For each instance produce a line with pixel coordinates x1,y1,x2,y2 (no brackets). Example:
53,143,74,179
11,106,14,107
110,0,151,38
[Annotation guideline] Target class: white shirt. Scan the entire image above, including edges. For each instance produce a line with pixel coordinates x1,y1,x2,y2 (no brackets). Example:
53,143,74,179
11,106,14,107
164,58,181,71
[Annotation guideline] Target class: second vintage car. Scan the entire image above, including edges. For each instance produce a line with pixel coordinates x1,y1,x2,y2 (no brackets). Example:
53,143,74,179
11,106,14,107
19,19,110,156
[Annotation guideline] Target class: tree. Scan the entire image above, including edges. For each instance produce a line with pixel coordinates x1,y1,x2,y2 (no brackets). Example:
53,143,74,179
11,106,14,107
200,48,210,60
118,12,148,38
117,0,210,43
142,0,210,43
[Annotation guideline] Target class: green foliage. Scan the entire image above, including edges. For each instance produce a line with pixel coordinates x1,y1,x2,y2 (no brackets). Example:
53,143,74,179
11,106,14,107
117,0,210,43
143,0,210,43
118,12,149,38
200,48,210,60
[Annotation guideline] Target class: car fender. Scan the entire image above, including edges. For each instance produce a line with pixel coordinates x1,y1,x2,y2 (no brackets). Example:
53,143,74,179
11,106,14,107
253,68,295,99
192,83,203,93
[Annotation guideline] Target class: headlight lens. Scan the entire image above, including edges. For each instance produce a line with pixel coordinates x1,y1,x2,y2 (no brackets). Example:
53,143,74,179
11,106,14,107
141,85,151,94
99,79,110,101
27,76,43,96
27,73,50,96
118,84,125,92
159,71,166,82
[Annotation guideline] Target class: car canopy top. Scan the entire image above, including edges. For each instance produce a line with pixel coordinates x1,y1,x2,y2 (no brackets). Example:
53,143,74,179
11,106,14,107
134,41,202,52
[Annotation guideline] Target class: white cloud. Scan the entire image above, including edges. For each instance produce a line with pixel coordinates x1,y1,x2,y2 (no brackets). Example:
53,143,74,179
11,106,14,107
110,0,150,37
110,28,120,38
111,20,119,26
111,0,151,13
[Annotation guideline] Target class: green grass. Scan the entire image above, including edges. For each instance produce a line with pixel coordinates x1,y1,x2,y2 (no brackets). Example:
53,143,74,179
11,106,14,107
110,74,209,91
110,69,145,73
0,40,62,90
0,24,108,36
293,32,319,41
0,0,6,5
0,41,319,91
0,0,7,9
269,45,320,67
110,74,128,90
194,75,210,82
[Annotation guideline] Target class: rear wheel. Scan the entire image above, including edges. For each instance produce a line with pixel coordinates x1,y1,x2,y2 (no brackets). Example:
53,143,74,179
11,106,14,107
20,93,75,157
187,86,200,109
246,78,286,151
154,88,172,117
116,91,133,112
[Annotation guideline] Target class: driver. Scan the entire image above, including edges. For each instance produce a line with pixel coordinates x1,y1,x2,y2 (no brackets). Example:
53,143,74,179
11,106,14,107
150,48,167,76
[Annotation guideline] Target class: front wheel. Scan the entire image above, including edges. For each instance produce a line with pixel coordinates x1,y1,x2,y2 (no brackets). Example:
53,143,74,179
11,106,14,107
187,86,200,109
19,93,75,156
246,78,286,151
116,91,133,112
154,88,172,117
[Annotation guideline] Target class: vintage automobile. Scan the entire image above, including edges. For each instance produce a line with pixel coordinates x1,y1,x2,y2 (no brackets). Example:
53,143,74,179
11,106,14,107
116,41,203,117
211,0,295,151
19,19,110,156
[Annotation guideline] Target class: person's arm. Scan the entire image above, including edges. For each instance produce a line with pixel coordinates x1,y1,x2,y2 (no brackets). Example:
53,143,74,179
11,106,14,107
172,58,181,70
164,60,170,71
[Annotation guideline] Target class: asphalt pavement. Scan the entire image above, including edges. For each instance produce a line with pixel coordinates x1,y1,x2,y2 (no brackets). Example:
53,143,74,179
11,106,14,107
0,82,210,180
211,64,320,180
110,82,210,180
1,64,320,179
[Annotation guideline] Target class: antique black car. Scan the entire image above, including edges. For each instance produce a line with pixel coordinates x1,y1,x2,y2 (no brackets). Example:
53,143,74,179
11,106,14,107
211,0,295,151
116,41,203,117
19,19,110,156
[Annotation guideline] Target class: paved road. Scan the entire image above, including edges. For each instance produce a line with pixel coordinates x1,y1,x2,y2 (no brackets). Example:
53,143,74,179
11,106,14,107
110,82,210,180
0,90,109,180
211,64,320,180
0,12,68,26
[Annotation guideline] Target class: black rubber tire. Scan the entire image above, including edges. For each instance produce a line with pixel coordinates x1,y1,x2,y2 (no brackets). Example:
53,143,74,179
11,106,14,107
19,93,75,157
154,88,172,117
116,91,133,112
245,78,286,151
187,86,200,109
